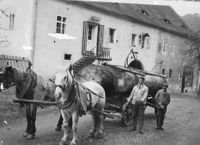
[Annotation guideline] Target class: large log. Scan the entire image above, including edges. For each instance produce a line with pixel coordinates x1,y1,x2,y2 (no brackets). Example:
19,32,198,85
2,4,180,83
77,64,167,100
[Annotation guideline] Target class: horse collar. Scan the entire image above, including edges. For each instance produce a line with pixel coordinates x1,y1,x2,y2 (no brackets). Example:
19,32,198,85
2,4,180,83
57,82,77,109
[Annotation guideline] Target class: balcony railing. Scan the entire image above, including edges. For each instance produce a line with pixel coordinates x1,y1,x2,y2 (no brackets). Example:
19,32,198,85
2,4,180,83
96,47,112,61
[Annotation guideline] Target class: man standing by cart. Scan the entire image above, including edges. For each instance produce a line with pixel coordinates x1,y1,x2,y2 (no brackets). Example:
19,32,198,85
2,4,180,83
154,83,170,130
127,75,148,134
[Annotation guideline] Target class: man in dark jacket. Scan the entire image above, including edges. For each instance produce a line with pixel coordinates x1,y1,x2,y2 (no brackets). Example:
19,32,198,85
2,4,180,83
154,83,170,130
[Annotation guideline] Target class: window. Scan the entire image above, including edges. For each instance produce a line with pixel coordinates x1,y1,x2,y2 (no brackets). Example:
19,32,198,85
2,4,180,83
169,69,172,78
9,13,15,30
137,10,149,16
109,28,115,43
56,16,66,34
138,35,142,46
64,54,71,60
163,41,167,52
145,36,151,49
162,68,165,75
161,18,171,24
88,25,93,40
131,34,136,47
138,33,151,49
170,43,175,53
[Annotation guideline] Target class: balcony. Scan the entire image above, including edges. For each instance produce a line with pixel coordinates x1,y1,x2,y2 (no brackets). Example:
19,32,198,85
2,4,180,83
96,47,112,61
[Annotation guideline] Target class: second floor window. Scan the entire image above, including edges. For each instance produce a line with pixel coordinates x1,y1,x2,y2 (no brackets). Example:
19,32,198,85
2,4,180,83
169,69,172,78
88,25,93,40
56,16,66,34
109,28,115,43
9,13,15,30
163,41,167,52
170,43,175,54
162,68,165,75
131,34,136,47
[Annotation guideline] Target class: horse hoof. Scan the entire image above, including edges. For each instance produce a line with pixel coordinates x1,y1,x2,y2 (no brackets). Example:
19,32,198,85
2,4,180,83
59,140,66,145
70,142,76,145
94,132,104,139
26,134,35,140
23,132,29,137
55,127,62,131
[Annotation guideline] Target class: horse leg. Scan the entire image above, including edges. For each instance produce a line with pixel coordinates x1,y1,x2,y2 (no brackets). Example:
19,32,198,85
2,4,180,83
27,104,37,140
56,110,63,131
23,104,31,137
59,109,69,145
89,111,97,138
70,111,79,145
94,104,104,139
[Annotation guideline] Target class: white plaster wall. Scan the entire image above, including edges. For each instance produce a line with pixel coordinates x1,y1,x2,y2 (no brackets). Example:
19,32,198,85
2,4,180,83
0,0,35,59
33,0,159,76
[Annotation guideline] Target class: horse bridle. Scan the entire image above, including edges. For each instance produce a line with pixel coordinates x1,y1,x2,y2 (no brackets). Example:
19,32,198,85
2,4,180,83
55,70,77,109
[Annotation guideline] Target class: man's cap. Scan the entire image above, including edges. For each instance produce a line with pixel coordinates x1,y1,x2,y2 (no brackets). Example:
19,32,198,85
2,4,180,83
138,75,145,81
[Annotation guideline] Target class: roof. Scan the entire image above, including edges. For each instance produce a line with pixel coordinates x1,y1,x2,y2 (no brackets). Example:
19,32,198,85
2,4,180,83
65,1,196,39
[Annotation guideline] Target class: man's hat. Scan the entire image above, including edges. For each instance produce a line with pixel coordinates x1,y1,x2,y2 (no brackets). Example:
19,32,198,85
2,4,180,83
138,75,145,81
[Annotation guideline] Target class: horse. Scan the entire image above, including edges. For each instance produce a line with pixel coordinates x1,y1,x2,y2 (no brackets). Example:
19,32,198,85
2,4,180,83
54,65,106,145
1,65,62,139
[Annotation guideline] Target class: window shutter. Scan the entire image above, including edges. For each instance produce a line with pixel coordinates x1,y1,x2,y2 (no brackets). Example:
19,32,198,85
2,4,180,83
82,21,88,54
97,25,104,55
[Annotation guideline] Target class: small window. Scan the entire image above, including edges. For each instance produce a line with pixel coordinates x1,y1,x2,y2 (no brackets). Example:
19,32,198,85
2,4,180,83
161,18,171,24
137,10,149,16
109,28,115,43
88,25,93,40
9,14,15,30
170,43,175,53
163,41,167,52
162,69,165,75
56,16,66,34
131,34,136,47
145,36,151,49
169,69,172,78
64,54,71,60
138,35,142,46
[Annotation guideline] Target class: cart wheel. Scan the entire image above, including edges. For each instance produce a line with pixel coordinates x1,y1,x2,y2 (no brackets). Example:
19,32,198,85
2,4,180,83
121,103,134,126
103,115,106,120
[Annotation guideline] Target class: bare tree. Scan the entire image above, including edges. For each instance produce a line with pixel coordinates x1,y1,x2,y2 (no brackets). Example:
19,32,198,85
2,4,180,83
0,8,11,49
188,34,200,95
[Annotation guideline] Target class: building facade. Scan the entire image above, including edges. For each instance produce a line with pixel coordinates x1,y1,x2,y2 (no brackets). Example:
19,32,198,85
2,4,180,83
0,0,195,91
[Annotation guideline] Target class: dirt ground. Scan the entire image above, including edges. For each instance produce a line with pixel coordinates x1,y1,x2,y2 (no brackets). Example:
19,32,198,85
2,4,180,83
1,91,200,145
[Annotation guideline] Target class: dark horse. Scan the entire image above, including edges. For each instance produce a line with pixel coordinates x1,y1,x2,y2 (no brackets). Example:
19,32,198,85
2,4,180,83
1,65,67,139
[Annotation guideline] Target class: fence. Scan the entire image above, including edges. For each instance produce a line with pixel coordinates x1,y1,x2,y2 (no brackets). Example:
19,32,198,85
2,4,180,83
0,55,30,71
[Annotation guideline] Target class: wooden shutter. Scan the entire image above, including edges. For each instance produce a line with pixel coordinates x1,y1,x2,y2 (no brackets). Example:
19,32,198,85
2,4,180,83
82,21,88,54
97,25,104,56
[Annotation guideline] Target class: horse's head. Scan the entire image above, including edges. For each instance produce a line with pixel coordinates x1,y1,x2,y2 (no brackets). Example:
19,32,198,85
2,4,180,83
1,66,15,89
54,65,74,103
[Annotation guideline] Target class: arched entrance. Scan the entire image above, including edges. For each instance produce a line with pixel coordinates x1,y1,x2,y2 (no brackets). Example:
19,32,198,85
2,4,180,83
128,60,144,70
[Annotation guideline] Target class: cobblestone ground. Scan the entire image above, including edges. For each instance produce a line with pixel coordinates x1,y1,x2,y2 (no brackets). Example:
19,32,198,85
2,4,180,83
0,93,200,145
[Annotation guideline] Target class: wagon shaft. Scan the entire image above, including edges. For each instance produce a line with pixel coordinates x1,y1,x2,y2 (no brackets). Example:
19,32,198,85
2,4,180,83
13,99,57,106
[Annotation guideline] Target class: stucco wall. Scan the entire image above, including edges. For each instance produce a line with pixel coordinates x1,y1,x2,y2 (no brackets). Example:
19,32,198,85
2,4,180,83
0,0,35,59
33,0,159,76
154,31,192,91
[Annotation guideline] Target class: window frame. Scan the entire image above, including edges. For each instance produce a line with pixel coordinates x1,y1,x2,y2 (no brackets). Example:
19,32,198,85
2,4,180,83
56,16,66,34
109,28,115,43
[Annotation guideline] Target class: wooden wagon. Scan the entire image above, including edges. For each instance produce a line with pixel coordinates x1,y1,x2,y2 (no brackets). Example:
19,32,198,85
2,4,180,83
76,63,167,126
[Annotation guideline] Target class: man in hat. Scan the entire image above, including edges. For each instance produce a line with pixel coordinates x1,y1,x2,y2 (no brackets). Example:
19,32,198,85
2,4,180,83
127,76,148,134
154,83,170,130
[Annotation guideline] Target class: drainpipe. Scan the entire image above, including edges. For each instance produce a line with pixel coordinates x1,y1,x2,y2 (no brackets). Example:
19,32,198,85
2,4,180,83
30,0,38,69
